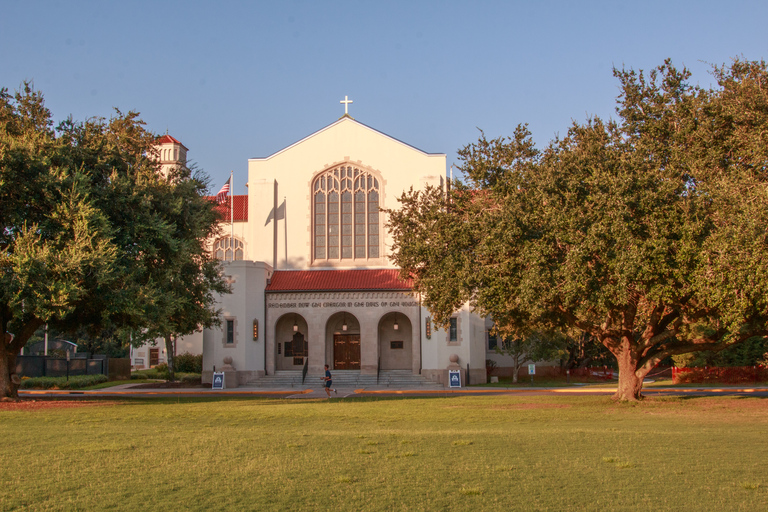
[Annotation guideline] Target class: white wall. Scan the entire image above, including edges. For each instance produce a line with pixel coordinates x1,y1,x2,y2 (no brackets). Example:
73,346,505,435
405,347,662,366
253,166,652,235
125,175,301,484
247,118,446,270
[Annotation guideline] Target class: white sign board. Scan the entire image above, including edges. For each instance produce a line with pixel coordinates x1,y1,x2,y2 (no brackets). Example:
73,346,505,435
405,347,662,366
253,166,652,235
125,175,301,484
528,364,536,375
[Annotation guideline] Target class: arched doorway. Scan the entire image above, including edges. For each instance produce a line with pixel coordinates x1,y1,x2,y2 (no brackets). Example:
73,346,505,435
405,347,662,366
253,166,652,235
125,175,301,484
275,313,308,371
378,312,413,370
326,312,360,370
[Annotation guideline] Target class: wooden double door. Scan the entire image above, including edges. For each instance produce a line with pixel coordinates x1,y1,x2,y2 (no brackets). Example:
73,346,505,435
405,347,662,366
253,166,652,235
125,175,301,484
333,334,360,370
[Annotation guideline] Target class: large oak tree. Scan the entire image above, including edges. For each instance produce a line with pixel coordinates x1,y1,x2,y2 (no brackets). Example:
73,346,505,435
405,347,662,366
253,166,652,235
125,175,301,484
1,86,227,399
387,59,768,400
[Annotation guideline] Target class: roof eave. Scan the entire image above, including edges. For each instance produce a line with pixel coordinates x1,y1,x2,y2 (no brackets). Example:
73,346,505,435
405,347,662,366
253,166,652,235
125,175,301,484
266,287,412,293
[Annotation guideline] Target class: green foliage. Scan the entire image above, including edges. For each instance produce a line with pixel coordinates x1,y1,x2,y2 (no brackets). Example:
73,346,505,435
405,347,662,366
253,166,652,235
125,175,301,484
74,327,130,358
561,331,615,369
174,352,203,373
131,369,164,380
130,367,199,382
387,59,768,400
485,359,498,379
1,84,228,398
178,372,202,384
676,337,768,368
18,374,108,389
493,330,566,382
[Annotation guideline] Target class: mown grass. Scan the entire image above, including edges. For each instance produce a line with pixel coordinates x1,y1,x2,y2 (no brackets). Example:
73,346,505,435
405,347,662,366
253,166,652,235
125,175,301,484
1,395,767,511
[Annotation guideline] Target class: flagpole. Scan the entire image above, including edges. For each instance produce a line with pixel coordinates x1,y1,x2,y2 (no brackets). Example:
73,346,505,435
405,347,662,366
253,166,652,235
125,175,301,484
229,171,234,261
273,180,278,270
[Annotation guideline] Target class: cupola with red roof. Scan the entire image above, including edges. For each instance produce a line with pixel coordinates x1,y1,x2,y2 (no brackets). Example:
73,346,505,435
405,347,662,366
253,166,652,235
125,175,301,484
154,133,189,178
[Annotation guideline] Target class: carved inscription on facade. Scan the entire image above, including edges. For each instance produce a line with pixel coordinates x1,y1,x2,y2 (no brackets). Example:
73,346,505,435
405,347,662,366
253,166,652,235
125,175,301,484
267,293,418,309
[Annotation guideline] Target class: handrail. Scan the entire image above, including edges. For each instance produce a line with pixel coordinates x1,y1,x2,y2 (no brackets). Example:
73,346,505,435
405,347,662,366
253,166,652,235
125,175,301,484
466,363,470,386
377,356,381,385
302,358,308,384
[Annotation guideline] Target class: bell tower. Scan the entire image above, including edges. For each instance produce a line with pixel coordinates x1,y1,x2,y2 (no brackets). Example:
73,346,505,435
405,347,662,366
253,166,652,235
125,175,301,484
154,134,188,178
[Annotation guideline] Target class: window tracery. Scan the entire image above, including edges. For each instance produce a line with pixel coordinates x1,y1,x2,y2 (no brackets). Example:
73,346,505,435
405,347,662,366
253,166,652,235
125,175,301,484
313,165,380,260
213,236,244,261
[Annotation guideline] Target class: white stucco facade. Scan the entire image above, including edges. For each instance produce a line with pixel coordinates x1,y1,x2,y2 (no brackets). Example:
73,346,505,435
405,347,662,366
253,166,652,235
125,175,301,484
136,115,495,386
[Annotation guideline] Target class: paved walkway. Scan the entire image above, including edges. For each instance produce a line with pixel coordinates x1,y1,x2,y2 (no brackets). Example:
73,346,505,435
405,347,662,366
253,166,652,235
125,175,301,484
18,382,768,399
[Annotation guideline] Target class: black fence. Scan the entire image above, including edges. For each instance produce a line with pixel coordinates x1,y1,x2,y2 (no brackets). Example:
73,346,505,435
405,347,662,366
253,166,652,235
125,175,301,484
16,356,106,378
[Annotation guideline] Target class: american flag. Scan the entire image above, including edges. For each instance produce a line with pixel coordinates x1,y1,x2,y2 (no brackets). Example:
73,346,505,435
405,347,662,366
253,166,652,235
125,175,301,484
216,177,231,204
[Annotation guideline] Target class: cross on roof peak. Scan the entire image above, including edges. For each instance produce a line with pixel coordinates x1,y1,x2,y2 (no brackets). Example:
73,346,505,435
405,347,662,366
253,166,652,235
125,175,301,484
340,95,353,115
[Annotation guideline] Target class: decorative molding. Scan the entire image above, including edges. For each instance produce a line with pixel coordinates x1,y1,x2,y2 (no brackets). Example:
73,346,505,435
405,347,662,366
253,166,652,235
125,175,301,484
267,291,417,305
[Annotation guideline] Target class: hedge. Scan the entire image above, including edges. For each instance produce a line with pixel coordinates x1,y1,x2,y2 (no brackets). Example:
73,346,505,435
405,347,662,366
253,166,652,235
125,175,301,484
19,374,109,390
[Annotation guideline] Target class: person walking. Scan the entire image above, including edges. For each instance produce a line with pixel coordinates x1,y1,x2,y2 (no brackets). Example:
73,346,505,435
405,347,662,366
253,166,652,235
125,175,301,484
323,364,337,397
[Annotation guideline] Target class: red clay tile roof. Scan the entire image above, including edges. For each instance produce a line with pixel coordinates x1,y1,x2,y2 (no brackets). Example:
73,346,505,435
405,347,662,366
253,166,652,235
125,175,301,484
266,269,412,292
210,195,248,222
155,134,187,149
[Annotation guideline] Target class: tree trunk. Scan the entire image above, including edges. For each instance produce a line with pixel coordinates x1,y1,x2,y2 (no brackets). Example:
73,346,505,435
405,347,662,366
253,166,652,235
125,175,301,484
613,342,649,401
1,335,20,401
512,355,520,384
1,317,43,400
164,334,175,382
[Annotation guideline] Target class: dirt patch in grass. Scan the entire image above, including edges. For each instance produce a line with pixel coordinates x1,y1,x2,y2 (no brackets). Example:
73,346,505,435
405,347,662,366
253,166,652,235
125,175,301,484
687,397,768,411
492,403,573,410
445,403,572,410
0,400,119,411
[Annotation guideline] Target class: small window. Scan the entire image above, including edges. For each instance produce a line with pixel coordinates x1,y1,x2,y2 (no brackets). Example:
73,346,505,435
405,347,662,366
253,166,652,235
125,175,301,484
226,319,234,344
488,333,498,351
390,341,403,349
449,318,458,342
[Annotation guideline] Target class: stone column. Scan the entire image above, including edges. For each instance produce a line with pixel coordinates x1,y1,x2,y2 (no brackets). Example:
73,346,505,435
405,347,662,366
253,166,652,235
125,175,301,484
410,310,421,375
307,316,325,377
360,317,378,375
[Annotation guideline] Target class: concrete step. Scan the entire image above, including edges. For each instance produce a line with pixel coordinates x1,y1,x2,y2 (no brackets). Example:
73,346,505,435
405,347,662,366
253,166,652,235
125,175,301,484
247,369,444,389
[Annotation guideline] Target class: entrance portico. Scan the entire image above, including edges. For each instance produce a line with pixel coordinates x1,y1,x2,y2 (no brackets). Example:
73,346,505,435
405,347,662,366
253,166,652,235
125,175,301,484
265,269,420,377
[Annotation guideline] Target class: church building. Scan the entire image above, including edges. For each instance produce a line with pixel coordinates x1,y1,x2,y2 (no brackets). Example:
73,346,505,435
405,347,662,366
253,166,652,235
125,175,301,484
134,102,497,387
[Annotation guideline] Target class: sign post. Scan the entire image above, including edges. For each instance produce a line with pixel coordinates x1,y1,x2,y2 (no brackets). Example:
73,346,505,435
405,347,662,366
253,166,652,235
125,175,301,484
528,364,535,384
448,369,461,388
212,372,225,390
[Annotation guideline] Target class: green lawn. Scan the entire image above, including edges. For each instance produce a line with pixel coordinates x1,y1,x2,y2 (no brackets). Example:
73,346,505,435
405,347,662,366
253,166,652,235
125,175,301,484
2,395,767,511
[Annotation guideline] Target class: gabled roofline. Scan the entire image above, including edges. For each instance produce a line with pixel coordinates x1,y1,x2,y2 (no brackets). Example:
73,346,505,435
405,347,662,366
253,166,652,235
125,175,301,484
249,116,446,162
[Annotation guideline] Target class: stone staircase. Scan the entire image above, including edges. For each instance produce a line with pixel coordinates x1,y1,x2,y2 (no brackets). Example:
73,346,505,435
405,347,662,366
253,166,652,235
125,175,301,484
247,369,444,389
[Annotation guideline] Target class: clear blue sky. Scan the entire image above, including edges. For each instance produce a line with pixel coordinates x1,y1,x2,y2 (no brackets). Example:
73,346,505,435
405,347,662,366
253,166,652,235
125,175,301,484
2,1,766,192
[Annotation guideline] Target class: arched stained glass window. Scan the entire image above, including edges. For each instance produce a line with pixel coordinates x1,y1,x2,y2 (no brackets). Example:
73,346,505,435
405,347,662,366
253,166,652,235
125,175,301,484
313,165,380,260
213,236,244,261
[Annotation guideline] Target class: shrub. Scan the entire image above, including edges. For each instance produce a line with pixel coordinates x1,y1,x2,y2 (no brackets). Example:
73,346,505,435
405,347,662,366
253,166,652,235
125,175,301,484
19,375,108,390
131,369,165,380
178,373,202,384
486,359,498,380
175,352,203,373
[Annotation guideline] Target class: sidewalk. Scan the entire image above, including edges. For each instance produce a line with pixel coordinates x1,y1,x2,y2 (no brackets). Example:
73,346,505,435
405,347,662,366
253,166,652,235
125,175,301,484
18,382,768,399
